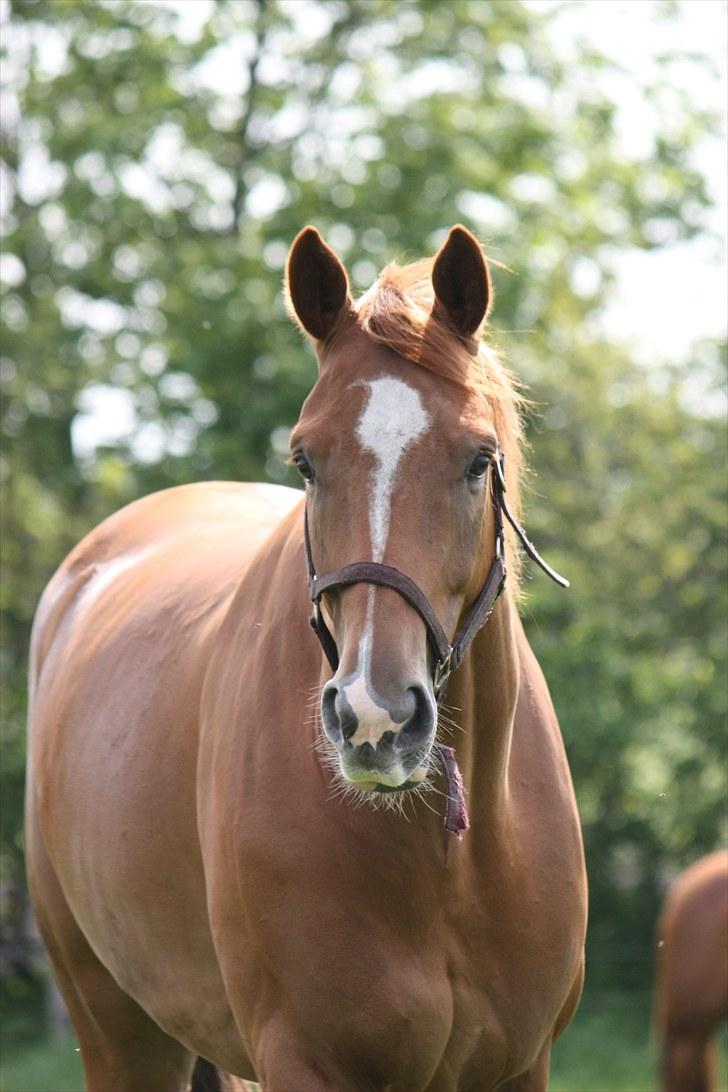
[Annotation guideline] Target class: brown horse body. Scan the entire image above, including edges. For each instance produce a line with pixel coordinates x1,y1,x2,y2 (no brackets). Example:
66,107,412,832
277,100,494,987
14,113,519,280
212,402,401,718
26,227,586,1090
656,850,728,1092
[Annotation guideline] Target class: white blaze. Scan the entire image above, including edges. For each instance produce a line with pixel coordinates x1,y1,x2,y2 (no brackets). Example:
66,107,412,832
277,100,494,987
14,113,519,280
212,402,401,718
355,377,430,562
339,377,430,753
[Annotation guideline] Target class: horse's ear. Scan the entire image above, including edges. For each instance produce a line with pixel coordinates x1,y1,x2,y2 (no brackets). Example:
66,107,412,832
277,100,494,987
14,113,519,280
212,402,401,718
432,225,491,339
285,227,352,342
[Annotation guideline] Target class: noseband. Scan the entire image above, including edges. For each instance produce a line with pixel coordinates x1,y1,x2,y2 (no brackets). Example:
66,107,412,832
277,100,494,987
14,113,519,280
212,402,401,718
304,452,568,703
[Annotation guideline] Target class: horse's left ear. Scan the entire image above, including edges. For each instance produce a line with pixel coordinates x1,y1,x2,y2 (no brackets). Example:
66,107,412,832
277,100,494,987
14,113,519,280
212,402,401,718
285,226,352,342
432,225,492,339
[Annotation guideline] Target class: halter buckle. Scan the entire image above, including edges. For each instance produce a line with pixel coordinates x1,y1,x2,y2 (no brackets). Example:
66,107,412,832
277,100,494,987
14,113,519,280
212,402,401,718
433,647,454,700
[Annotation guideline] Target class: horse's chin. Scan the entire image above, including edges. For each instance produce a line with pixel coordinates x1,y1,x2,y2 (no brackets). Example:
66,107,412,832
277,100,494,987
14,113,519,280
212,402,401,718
342,762,430,794
370,780,424,794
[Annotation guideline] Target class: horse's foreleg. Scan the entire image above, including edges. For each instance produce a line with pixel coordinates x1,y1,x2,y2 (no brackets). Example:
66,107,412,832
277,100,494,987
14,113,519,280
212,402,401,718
251,1010,363,1092
662,1030,716,1092
701,1035,719,1092
255,1047,341,1092
496,1042,550,1092
27,814,195,1092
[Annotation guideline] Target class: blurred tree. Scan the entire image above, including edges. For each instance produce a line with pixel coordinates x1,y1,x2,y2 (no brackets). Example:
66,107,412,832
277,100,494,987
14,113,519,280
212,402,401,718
526,335,726,989
1,0,725,1001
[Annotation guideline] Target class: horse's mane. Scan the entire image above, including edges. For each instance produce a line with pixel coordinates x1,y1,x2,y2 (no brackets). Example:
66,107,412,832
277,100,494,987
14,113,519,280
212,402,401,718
355,259,526,593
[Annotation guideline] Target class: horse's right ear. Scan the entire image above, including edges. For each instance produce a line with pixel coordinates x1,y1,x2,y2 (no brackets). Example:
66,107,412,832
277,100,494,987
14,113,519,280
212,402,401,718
432,225,491,340
285,227,352,342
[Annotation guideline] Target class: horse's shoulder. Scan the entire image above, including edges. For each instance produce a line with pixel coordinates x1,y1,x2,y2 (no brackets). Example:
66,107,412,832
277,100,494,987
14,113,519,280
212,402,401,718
30,482,303,690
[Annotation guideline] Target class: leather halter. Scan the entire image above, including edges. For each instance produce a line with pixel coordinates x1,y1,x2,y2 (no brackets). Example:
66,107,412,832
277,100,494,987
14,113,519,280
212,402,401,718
303,452,569,702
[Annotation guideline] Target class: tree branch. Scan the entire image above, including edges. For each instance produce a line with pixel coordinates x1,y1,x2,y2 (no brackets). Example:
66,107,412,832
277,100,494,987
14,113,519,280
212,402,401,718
229,0,268,235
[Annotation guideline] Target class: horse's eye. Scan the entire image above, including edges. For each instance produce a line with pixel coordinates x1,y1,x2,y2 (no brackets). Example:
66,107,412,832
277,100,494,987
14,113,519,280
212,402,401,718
293,452,314,483
467,450,492,481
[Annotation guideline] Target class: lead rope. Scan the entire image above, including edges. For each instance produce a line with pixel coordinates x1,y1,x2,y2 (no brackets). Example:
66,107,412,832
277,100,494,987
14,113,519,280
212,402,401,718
434,743,470,838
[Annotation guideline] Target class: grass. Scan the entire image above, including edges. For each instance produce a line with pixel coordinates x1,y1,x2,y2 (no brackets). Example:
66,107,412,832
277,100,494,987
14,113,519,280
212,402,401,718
0,1035,82,1092
551,992,658,1092
1,993,726,1092
553,991,728,1092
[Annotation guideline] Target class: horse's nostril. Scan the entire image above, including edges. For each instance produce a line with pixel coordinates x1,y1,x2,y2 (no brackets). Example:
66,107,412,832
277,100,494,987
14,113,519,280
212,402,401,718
321,687,341,743
321,685,357,744
391,686,417,726
339,702,357,742
395,684,435,755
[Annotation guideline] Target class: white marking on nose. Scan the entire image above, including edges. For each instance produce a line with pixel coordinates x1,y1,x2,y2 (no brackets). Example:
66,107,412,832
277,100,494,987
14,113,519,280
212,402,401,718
345,673,394,747
355,377,430,562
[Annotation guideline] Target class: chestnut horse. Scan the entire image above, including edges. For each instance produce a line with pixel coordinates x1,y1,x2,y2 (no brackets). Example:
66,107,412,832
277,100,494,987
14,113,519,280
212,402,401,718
26,226,587,1091
655,850,728,1092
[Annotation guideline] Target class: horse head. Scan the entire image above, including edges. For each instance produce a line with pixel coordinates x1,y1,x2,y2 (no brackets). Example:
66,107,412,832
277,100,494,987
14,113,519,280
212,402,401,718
287,225,523,797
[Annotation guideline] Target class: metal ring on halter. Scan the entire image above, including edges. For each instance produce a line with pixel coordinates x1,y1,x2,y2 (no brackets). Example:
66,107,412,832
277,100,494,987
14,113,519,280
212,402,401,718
433,648,454,701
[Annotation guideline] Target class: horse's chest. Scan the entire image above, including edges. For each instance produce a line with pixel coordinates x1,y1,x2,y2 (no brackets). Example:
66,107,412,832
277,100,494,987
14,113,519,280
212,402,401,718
439,873,583,1079
443,931,549,1081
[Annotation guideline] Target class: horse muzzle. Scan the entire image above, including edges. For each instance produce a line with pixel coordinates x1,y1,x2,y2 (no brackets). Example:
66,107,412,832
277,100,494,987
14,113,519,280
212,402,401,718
321,679,436,790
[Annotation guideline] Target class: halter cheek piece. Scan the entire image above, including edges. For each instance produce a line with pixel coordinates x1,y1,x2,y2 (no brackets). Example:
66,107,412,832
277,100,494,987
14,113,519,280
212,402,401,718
303,452,568,703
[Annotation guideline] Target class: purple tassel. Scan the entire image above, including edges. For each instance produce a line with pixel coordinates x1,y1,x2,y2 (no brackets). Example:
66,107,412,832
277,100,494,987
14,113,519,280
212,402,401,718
435,744,470,837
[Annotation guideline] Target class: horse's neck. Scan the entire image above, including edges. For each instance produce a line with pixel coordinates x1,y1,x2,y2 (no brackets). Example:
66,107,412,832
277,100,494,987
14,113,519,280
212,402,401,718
448,594,521,818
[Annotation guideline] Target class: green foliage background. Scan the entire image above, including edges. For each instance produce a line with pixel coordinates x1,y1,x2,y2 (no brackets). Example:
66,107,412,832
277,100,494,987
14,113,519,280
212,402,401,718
1,0,726,1050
